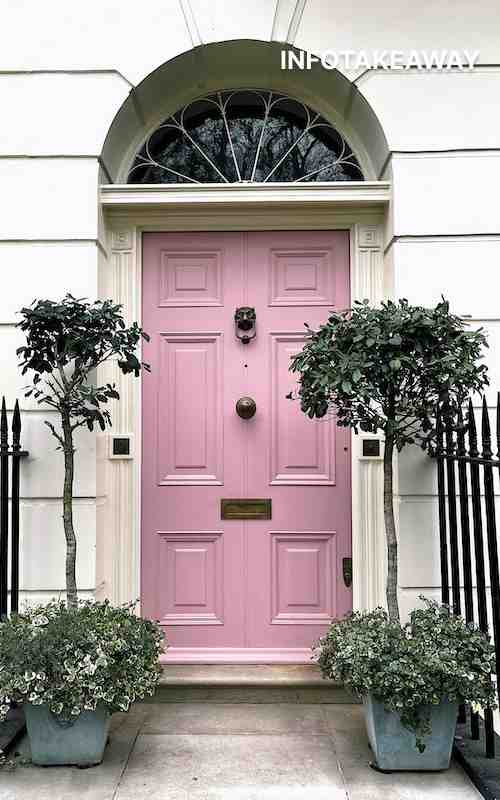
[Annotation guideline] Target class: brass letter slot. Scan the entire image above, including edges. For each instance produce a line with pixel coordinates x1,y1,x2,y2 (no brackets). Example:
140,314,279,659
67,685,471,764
221,499,271,520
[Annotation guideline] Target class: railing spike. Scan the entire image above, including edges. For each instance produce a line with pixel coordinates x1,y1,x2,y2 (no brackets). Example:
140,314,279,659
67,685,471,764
436,402,444,455
468,398,478,456
444,395,456,455
0,398,7,445
12,400,21,447
482,396,492,459
457,405,466,457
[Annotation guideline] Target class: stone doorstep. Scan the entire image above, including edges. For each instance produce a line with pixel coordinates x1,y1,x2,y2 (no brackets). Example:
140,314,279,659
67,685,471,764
151,665,357,704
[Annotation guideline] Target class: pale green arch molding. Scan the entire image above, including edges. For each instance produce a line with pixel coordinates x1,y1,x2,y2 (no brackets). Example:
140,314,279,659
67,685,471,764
101,40,389,183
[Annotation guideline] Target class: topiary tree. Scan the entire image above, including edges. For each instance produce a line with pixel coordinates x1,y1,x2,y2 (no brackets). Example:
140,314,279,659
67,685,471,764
290,298,488,621
17,295,149,609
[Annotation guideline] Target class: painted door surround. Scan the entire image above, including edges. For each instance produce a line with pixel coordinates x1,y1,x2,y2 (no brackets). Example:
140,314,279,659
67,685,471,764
141,231,352,661
98,183,390,660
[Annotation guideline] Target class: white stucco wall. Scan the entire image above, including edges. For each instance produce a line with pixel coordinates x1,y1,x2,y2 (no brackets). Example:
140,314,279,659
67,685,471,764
1,0,499,612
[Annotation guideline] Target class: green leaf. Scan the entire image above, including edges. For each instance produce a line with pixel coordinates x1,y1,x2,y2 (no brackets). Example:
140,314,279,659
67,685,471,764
287,296,487,455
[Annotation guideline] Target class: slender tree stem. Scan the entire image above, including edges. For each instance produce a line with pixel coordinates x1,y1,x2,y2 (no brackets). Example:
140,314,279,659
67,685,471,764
384,430,400,621
61,408,78,608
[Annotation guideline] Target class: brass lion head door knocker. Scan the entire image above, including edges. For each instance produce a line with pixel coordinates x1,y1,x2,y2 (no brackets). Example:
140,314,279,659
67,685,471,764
234,307,256,344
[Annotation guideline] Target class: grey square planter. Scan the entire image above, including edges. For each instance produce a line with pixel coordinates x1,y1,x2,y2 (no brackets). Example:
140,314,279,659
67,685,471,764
24,703,111,767
364,694,459,771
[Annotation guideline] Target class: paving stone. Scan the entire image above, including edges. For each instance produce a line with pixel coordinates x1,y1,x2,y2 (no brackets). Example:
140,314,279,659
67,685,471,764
110,702,150,733
0,712,142,800
344,787,482,800
141,702,328,735
323,703,365,731
0,701,482,800
114,733,347,800
340,759,483,799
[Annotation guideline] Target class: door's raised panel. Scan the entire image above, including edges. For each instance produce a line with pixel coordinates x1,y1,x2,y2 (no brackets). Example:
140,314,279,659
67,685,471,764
270,333,335,485
270,532,336,624
269,249,334,306
158,333,223,485
159,250,222,307
157,532,224,625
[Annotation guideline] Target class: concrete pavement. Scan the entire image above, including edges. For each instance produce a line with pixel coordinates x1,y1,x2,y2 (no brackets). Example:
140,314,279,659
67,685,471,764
1,703,482,800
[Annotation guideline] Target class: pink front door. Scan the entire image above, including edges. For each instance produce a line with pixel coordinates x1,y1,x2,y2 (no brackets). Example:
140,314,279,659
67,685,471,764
142,230,351,662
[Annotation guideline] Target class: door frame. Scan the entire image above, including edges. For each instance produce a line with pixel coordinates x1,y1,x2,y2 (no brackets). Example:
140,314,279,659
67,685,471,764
97,182,392,627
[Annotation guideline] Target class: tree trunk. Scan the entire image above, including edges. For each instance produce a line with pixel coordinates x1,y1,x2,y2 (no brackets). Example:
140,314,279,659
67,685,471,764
62,410,78,609
384,432,400,622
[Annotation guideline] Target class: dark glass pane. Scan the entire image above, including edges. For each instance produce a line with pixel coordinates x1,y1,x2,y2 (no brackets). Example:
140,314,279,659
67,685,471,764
182,99,238,182
224,91,267,180
128,90,363,184
131,122,223,184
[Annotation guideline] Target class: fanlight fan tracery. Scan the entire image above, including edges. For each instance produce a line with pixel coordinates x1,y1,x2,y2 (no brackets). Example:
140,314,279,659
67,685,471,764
128,90,364,185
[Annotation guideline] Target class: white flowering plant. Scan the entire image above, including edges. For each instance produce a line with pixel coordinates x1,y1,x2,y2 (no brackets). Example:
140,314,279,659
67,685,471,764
315,598,497,751
0,600,164,722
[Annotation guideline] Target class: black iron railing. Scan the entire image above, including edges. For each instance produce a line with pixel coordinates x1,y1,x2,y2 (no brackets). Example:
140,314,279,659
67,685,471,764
435,394,500,758
0,397,27,616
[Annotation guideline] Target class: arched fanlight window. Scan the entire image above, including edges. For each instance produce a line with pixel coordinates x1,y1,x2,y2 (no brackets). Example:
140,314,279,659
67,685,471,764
128,90,364,184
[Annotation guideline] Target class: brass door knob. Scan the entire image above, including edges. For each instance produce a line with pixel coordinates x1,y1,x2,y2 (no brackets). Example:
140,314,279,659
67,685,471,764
236,396,256,419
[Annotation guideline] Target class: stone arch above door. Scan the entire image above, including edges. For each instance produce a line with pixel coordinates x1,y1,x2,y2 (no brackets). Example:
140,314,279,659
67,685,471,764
101,40,389,183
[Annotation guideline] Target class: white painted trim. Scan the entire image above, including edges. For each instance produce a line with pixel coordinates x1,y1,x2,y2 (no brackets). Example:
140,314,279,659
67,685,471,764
100,181,391,209
98,185,389,619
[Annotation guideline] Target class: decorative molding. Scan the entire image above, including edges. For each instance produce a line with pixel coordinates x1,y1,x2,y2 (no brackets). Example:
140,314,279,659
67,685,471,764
97,224,140,606
269,332,335,485
268,248,334,307
159,249,223,307
357,224,381,248
106,207,385,231
111,229,133,251
101,182,391,210
352,223,385,306
270,531,335,624
157,531,224,625
98,203,388,618
350,224,388,610
352,454,387,610
157,332,224,485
